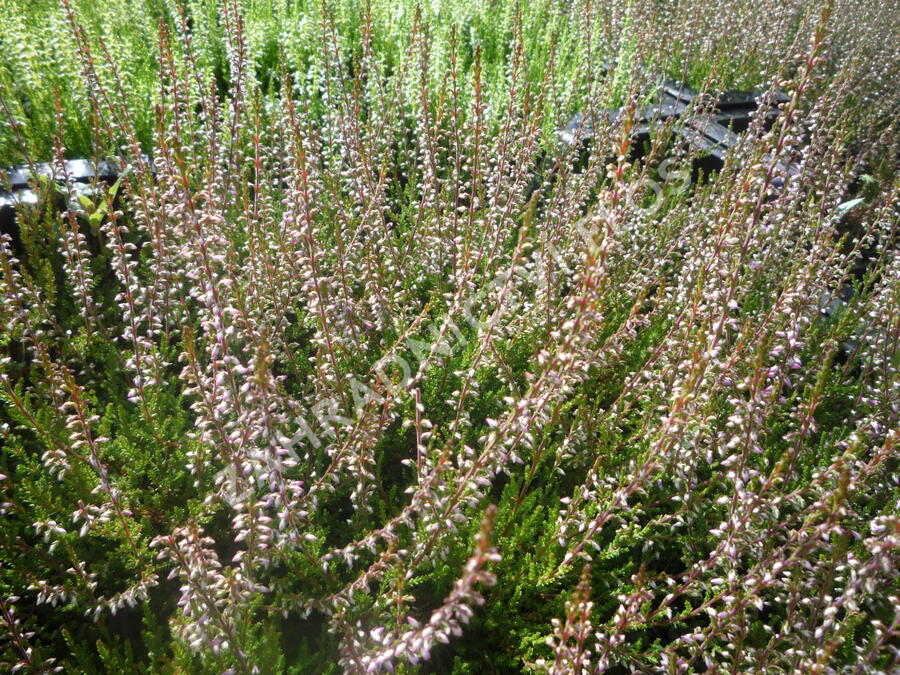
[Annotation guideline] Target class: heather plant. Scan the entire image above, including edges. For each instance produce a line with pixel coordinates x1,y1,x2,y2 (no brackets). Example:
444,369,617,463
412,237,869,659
1,0,899,673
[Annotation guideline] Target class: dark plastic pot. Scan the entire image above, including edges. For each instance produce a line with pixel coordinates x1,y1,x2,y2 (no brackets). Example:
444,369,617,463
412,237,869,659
6,163,56,189
675,116,739,175
659,79,698,106
0,189,38,257
4,156,155,191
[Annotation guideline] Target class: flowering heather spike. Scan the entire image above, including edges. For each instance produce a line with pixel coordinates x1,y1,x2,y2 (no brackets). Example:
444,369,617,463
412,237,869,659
0,0,898,672
348,505,501,672
533,564,596,674
0,596,63,673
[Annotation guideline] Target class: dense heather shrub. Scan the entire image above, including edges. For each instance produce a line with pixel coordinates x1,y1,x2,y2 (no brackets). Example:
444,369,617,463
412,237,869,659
1,0,898,672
